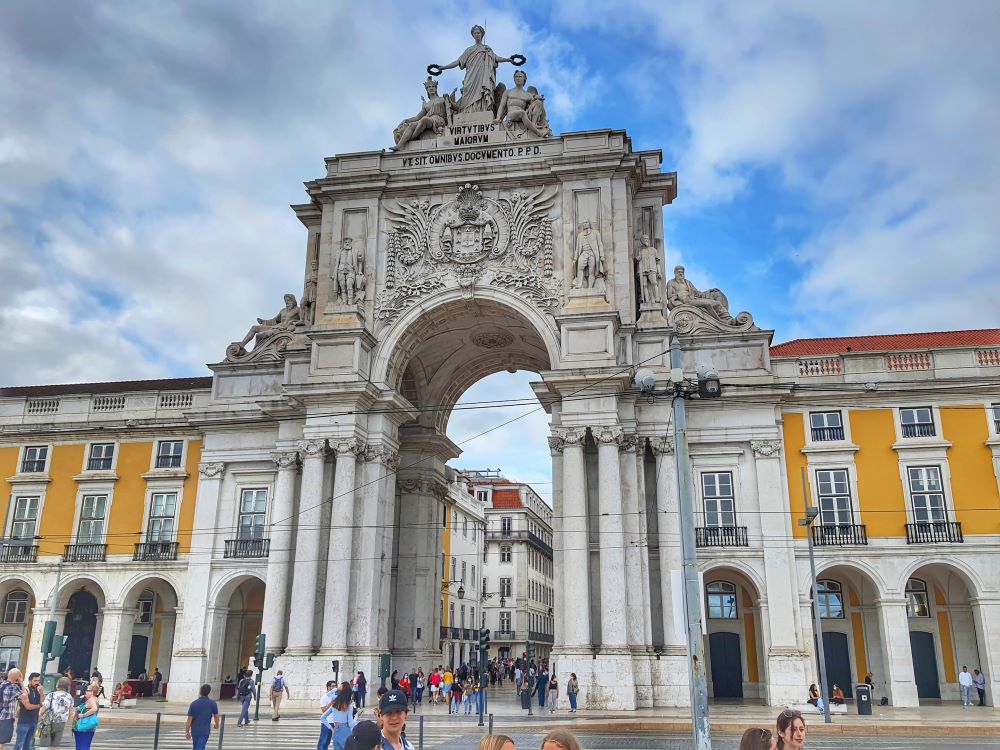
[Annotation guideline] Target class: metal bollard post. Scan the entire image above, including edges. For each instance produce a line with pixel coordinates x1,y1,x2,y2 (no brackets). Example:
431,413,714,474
488,713,494,734
418,713,425,750
217,715,226,750
153,713,161,750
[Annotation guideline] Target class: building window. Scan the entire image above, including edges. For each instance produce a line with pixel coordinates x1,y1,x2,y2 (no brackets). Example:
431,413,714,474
442,506,447,528
476,490,489,503
706,581,738,619
460,605,466,628
816,579,844,619
453,510,458,527
86,443,115,471
816,469,853,525
451,557,456,582
810,411,844,441
463,516,468,537
0,636,22,671
20,446,48,473
900,407,935,438
499,611,511,632
992,404,1000,433
156,441,184,469
10,497,39,540
441,553,446,579
701,472,735,527
472,565,476,588
471,606,476,627
238,488,267,539
499,577,512,597
147,492,177,542
77,495,107,544
501,516,512,536
449,601,455,627
461,561,467,583
2,591,29,624
500,545,512,563
907,466,947,522
138,590,154,624
906,578,930,618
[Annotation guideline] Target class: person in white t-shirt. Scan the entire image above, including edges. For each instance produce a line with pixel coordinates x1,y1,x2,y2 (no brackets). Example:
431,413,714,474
959,666,975,706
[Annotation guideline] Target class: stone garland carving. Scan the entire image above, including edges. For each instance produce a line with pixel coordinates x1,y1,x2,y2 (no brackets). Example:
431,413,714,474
471,330,514,349
198,461,226,479
397,477,449,499
226,293,305,363
271,451,299,469
750,439,782,458
665,266,757,335
378,184,561,323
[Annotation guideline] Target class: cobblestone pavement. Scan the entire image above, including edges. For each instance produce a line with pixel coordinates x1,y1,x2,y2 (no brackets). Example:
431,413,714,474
93,720,992,749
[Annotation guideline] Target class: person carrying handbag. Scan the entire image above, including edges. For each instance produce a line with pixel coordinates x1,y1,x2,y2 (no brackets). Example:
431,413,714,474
37,678,74,748
70,685,99,750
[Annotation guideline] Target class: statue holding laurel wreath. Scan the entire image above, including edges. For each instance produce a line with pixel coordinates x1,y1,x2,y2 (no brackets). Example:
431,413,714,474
428,25,525,115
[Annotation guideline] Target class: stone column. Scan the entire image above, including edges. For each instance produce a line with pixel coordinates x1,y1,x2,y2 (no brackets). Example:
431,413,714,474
261,449,299,652
547,435,565,648
876,597,919,707
595,425,628,648
619,434,647,650
95,606,137,684
286,439,328,654
557,427,590,648
971,598,1000,706
170,461,225,695
322,438,363,651
651,437,684,648
634,445,654,646
752,439,810,705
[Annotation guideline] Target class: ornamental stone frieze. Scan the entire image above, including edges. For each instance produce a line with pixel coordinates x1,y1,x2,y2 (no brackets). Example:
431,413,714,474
750,439,783,458
396,477,449,500
198,461,226,479
648,436,675,456
376,183,559,323
271,451,299,469
364,444,400,468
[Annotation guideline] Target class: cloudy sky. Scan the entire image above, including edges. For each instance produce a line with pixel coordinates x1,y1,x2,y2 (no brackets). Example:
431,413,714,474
2,1,998,495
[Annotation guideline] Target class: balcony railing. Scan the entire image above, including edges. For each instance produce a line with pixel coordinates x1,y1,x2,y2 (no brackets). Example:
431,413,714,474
528,631,554,644
901,423,936,438
695,526,749,548
494,630,516,640
440,626,449,640
0,544,38,563
462,628,473,641
155,455,183,469
133,541,179,561
64,543,107,562
811,426,845,442
86,458,113,471
811,524,868,546
223,538,270,558
20,461,46,473
906,521,963,544
449,627,461,640
485,529,553,556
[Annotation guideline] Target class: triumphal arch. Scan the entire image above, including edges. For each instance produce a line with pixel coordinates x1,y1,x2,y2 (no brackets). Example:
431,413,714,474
171,27,810,710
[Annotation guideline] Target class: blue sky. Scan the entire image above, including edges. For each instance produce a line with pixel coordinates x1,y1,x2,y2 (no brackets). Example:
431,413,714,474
2,2,998,496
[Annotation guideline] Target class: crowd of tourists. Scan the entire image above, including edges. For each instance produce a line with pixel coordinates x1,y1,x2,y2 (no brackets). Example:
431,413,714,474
0,668,99,750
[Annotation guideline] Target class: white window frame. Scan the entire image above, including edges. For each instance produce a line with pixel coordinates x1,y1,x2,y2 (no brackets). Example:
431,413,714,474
815,468,855,526
701,471,736,527
85,442,116,472
905,578,931,618
989,403,1000,436
154,440,185,470
476,489,489,503
2,591,29,624
899,406,936,439
500,516,512,536
76,494,109,545
137,590,155,624
146,492,178,542
8,496,40,541
816,579,845,619
906,465,949,522
237,487,268,540
500,545,512,563
809,411,845,442
499,610,512,632
499,577,512,598
19,445,50,474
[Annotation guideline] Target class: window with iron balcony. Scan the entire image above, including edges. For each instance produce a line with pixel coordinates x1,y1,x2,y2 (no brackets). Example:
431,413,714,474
20,446,48,473
900,407,935,438
809,411,844,442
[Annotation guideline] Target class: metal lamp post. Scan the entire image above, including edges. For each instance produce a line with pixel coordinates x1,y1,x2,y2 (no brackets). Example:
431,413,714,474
799,470,832,724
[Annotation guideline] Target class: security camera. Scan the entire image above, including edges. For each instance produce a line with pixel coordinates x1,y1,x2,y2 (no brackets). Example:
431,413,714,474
634,368,657,393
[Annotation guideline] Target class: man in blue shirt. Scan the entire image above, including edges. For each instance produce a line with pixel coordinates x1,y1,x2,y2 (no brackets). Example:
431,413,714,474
185,684,220,750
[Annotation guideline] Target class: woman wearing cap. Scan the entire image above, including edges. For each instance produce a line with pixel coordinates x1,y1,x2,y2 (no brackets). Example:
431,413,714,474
378,689,414,750
321,682,359,750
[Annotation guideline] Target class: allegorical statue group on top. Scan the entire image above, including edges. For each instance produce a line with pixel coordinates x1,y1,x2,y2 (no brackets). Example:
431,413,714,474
224,25,755,362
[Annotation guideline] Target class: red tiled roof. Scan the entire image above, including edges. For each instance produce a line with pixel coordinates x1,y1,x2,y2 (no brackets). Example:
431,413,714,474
770,329,1000,357
0,376,213,398
491,489,524,509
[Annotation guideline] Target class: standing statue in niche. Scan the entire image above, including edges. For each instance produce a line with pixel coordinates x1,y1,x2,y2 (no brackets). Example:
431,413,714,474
235,294,302,351
429,25,524,114
572,219,606,290
495,70,552,139
335,237,366,306
635,233,662,305
393,77,455,150
665,265,734,322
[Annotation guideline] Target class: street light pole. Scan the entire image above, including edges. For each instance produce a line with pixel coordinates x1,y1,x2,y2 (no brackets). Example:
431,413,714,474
669,336,712,750
800,468,832,724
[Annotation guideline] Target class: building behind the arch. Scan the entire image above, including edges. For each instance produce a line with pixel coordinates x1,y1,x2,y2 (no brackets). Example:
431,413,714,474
2,36,1000,710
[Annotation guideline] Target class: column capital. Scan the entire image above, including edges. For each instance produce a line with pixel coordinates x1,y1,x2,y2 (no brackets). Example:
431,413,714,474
750,439,783,458
619,433,639,453
552,426,587,445
364,443,400,468
198,461,226,478
547,435,564,455
297,438,329,457
331,437,365,457
594,425,624,446
271,450,299,469
648,436,674,456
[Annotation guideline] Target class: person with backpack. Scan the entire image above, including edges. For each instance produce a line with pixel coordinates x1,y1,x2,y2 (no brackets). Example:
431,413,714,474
270,670,290,721
236,670,256,726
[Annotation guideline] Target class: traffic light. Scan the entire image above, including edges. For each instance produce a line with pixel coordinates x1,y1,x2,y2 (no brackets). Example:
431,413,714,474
51,635,68,659
40,621,55,655
265,653,275,670
255,634,266,667
527,641,535,661
479,627,490,652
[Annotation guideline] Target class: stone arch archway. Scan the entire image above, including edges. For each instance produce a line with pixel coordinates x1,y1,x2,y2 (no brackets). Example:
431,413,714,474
0,577,38,671
205,574,265,686
106,576,183,687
